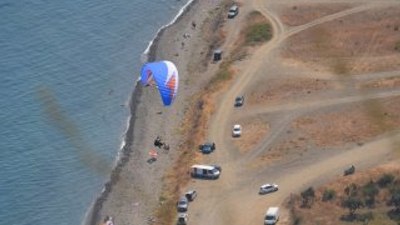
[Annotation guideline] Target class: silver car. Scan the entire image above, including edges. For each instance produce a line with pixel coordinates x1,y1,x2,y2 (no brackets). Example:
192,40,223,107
259,183,279,195
177,196,189,212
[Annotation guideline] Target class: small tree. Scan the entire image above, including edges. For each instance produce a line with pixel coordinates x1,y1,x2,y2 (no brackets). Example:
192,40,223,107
342,197,363,217
378,173,395,188
301,187,315,208
322,189,336,202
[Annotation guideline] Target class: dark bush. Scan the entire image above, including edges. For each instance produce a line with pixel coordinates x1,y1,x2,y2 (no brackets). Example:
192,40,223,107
342,197,364,216
364,197,376,208
301,187,315,208
357,212,374,222
363,181,379,196
378,173,395,188
344,183,359,197
387,208,400,221
389,189,400,212
322,189,336,201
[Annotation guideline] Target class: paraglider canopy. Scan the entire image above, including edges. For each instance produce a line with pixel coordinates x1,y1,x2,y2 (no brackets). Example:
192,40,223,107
140,60,179,106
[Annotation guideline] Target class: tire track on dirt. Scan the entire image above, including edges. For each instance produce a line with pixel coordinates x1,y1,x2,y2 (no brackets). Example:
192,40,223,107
242,89,400,118
242,131,399,225
191,1,400,225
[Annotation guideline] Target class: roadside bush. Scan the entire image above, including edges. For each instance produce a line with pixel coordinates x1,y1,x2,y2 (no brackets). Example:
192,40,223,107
389,189,400,212
245,23,272,45
363,181,379,197
322,189,336,202
342,196,364,217
364,197,376,208
344,183,359,197
301,187,315,208
387,209,400,221
378,173,395,188
357,212,374,222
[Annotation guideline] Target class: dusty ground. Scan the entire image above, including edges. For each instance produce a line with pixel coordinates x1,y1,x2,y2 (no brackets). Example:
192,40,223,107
92,1,232,225
288,162,400,225
182,1,400,225
93,0,400,225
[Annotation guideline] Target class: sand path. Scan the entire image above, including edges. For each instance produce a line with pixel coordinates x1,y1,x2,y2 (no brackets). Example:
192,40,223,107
188,1,400,225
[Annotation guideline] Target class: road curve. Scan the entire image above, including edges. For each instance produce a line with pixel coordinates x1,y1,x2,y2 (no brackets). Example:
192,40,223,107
188,1,400,225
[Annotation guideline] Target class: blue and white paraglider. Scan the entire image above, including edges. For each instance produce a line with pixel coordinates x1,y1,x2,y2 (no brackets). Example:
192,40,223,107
140,61,179,106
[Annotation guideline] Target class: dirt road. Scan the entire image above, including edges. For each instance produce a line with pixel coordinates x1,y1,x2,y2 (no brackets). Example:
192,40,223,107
186,1,400,225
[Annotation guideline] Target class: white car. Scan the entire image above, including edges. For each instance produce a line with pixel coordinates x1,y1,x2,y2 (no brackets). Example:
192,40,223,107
259,183,279,194
232,124,242,137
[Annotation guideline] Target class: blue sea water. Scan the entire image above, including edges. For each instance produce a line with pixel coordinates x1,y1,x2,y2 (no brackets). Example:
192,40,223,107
0,1,188,225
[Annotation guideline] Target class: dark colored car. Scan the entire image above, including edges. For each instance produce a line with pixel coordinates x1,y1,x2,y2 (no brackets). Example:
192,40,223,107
185,190,197,201
344,165,355,176
234,96,244,107
199,142,216,154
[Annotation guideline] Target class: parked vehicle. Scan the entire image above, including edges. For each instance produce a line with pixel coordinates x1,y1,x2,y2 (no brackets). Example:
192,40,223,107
228,5,239,18
185,190,197,201
191,164,221,179
234,96,244,107
103,216,114,225
177,213,188,225
177,196,189,212
344,165,355,176
199,142,216,154
264,207,279,225
232,124,242,137
259,183,279,195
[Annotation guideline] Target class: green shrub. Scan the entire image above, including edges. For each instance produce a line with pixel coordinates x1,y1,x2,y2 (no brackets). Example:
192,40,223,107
378,173,395,187
342,197,363,216
344,183,359,197
245,23,272,45
357,212,374,222
389,189,400,211
322,189,336,201
363,181,379,198
364,197,376,208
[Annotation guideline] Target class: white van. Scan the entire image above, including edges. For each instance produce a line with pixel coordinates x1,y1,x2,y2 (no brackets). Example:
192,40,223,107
264,207,279,225
191,164,221,179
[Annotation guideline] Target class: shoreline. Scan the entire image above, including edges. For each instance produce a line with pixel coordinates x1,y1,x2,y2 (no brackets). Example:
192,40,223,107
144,0,196,61
85,84,143,225
84,1,200,225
